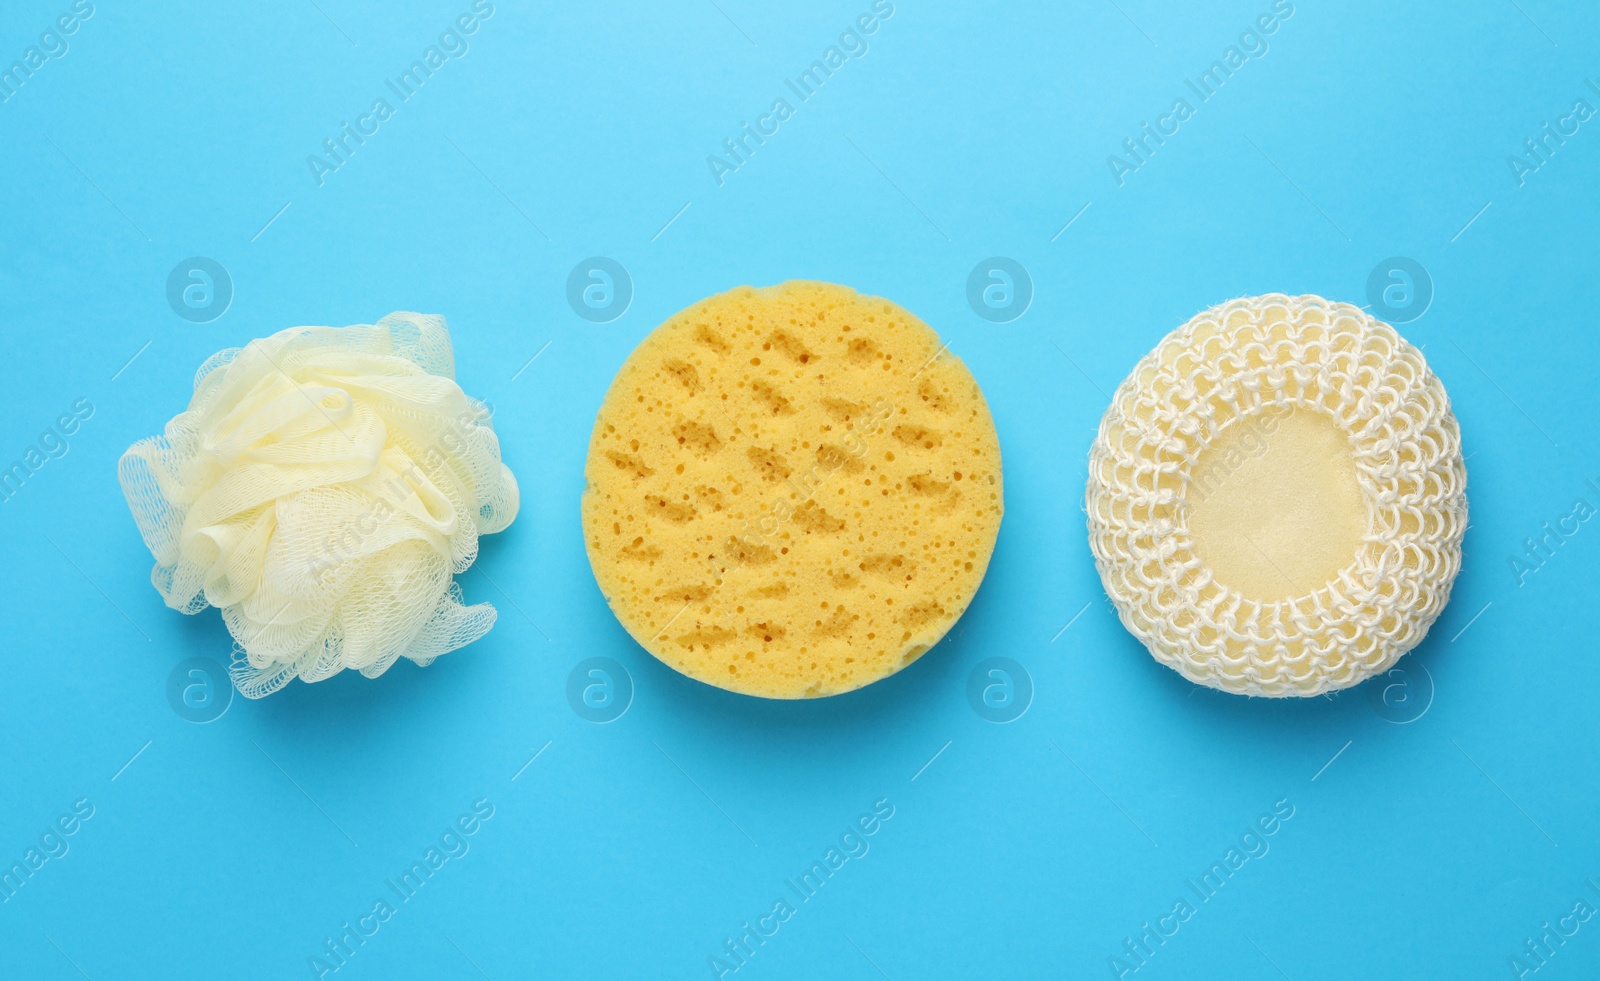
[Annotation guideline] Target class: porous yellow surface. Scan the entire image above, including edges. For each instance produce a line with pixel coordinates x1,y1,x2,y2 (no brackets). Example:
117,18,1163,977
581,281,1003,698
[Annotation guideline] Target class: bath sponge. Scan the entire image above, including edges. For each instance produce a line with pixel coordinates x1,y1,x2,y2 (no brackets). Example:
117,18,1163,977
118,313,518,697
581,281,1003,698
1085,294,1466,696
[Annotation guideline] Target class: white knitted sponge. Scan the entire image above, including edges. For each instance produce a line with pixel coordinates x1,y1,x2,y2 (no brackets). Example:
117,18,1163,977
118,313,518,698
1085,294,1466,696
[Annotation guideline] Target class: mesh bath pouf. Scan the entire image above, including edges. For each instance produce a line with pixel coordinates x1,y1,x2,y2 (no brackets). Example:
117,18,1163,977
118,313,518,698
1085,294,1467,696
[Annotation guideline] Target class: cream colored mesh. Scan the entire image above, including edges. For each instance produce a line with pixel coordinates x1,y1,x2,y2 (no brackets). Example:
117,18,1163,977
118,313,518,698
1085,294,1467,696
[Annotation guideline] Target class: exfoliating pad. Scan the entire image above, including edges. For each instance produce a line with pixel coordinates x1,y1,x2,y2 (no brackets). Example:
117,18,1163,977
118,313,518,697
1085,294,1466,697
581,281,1003,698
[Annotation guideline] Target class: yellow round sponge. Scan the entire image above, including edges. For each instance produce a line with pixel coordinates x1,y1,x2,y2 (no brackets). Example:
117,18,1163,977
582,281,1003,698
1086,294,1467,697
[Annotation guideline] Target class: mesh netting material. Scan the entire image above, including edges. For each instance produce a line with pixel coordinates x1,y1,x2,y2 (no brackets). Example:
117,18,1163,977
1085,294,1467,697
118,313,518,698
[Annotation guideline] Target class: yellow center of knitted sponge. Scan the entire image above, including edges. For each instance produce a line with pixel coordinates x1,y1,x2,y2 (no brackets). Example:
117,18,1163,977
1184,408,1366,603
581,281,1003,698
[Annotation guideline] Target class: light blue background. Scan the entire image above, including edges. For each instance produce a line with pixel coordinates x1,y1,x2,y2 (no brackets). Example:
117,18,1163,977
2,1,1597,978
